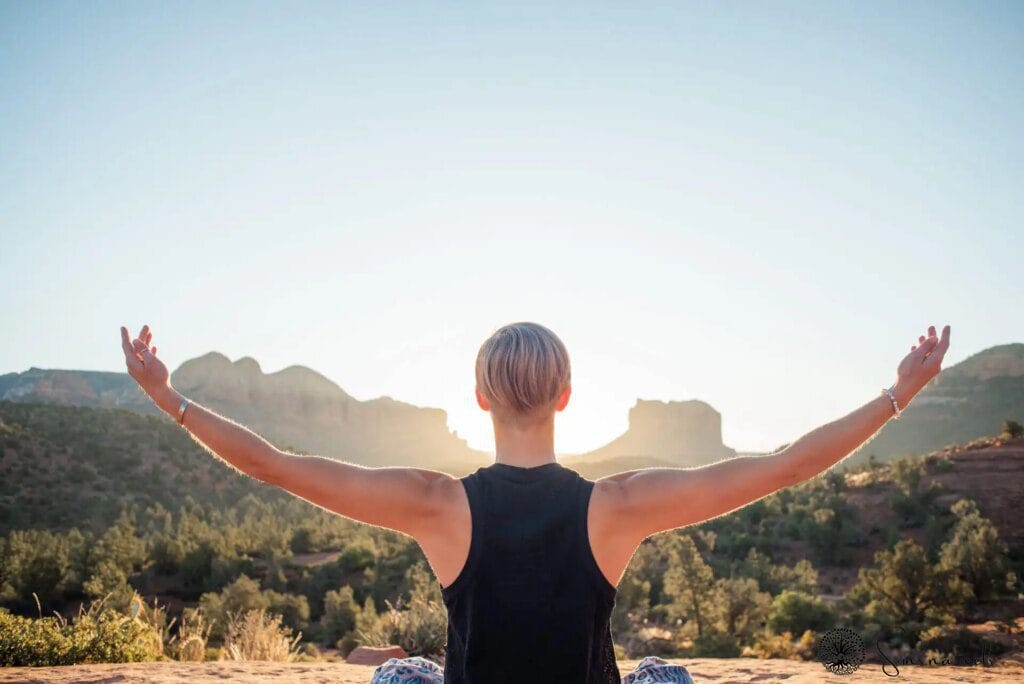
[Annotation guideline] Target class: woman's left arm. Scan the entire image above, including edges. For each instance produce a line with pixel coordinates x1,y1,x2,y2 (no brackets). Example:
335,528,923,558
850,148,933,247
595,325,951,542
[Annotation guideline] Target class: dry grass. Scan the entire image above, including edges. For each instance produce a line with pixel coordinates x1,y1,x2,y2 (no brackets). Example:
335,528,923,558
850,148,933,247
221,610,301,662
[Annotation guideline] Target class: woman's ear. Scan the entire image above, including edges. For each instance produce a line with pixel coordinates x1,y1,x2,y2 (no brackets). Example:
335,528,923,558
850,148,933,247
475,387,491,412
555,385,571,412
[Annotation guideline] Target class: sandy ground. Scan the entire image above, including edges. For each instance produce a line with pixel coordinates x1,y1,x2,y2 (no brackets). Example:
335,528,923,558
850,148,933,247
1,658,1021,683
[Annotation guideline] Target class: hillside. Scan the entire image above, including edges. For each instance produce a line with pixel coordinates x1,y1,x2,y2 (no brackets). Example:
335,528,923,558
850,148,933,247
851,344,1024,464
0,355,486,471
0,401,282,534
823,435,1024,596
0,368,155,413
4,398,1021,565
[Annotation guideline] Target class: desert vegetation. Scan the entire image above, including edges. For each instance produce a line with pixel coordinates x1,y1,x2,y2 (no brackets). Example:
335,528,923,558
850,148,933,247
1,401,1021,666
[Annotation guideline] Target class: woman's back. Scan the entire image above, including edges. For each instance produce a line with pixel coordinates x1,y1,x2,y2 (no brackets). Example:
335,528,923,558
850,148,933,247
440,461,620,684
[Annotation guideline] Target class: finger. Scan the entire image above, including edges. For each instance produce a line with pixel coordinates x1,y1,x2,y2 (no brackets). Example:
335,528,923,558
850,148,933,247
928,325,951,363
121,327,134,357
143,325,152,347
152,346,157,357
919,335,926,344
928,325,937,339
139,325,150,347
914,336,938,360
132,338,150,364
138,342,157,362
911,345,917,352
121,327,143,370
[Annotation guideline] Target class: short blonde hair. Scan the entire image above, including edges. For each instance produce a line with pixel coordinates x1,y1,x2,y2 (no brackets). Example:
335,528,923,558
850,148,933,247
475,322,571,422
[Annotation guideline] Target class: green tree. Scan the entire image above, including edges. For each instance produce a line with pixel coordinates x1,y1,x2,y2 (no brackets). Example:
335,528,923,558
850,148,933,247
738,549,818,595
405,561,441,605
0,530,71,609
712,577,771,640
199,574,269,641
767,590,836,634
610,564,651,638
82,559,134,608
264,590,310,634
938,499,1015,602
662,535,716,637
320,586,360,646
85,512,146,581
889,457,941,528
851,540,970,636
1002,419,1023,439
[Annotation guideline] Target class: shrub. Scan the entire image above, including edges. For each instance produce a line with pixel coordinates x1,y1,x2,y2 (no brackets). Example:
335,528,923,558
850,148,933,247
222,609,301,662
65,605,163,664
939,499,1016,602
356,597,447,658
767,591,836,635
748,629,816,660
199,575,308,640
850,540,971,630
688,632,741,657
0,599,163,666
0,609,72,666
1002,420,1023,440
916,624,1006,665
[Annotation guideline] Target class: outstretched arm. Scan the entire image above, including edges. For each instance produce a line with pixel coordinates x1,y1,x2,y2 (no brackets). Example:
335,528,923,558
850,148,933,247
593,325,951,547
119,325,462,539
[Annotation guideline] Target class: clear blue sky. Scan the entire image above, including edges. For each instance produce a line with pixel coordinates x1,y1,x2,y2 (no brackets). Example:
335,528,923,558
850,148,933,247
1,2,1021,454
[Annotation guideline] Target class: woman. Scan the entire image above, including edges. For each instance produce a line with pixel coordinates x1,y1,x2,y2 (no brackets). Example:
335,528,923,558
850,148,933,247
120,321,950,683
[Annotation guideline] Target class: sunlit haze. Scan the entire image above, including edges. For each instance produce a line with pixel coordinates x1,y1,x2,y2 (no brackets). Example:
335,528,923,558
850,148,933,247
2,2,1021,454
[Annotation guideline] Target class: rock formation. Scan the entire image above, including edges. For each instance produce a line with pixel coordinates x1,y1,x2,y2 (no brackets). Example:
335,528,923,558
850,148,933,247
567,399,736,469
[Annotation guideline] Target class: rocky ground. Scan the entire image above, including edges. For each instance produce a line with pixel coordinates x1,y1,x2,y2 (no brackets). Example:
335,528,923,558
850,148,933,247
1,657,1022,684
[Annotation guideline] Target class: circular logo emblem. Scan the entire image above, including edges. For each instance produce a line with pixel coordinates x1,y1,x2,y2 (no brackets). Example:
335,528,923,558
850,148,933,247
816,627,865,675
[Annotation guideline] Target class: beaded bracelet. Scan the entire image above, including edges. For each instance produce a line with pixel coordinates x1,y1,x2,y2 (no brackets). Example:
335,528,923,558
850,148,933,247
881,386,901,420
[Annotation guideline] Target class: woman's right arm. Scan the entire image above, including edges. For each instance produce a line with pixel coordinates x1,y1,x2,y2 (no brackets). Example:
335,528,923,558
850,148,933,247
119,325,464,539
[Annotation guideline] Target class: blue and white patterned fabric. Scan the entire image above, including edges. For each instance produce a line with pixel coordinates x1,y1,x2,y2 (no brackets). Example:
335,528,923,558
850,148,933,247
621,656,696,684
369,656,445,684
369,655,695,683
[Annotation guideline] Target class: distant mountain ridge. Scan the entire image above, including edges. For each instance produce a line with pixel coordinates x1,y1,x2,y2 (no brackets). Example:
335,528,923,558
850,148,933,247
171,352,482,468
0,367,154,413
2,343,1022,470
0,355,484,470
850,343,1024,464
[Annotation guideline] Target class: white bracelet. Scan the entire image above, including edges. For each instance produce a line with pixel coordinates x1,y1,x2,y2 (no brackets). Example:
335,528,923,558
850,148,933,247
881,386,901,420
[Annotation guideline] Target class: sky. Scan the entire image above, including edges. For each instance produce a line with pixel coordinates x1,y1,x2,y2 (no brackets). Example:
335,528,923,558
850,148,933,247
1,1,1022,455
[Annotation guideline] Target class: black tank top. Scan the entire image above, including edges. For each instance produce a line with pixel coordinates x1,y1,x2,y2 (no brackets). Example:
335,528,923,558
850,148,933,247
440,461,620,683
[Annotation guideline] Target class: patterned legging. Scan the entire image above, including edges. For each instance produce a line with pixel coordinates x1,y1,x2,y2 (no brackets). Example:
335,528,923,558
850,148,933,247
370,656,695,683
